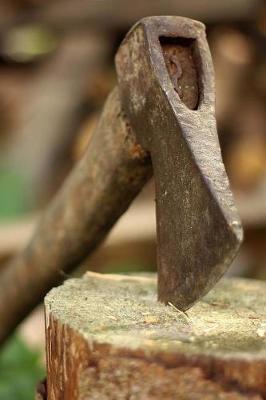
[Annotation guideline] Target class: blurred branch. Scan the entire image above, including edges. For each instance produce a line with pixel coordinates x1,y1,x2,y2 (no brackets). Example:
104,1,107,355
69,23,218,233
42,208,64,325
236,182,266,227
0,202,156,263
3,30,110,203
212,28,254,125
0,215,35,261
0,0,262,32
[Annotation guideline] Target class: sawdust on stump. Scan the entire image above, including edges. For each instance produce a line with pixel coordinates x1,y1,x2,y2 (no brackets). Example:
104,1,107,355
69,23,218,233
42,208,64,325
45,272,266,399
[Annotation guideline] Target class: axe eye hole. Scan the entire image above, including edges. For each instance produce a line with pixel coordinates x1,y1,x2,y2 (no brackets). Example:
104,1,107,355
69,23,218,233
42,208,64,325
159,36,199,110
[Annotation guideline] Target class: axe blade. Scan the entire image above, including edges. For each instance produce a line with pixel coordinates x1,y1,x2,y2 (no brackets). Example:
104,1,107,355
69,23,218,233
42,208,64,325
116,16,243,309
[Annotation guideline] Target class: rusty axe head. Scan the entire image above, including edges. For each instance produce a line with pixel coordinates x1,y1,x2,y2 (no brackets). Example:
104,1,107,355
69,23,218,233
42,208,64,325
115,16,243,310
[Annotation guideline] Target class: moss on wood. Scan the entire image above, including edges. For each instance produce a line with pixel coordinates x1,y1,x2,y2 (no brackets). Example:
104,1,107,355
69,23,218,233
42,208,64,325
46,272,266,357
45,273,266,399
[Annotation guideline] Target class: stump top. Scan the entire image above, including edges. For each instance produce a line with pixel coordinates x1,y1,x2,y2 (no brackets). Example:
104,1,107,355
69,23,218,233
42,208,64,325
45,272,266,359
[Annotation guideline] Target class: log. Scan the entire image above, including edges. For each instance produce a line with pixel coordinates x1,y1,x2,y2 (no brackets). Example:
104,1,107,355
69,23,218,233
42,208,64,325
45,272,266,399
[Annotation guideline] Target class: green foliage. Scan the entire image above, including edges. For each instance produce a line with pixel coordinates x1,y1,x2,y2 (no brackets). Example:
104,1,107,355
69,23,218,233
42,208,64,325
0,336,44,400
4,24,58,63
0,167,29,220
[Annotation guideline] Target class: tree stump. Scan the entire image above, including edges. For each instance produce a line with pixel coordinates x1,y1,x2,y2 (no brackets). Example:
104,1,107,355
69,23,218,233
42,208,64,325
45,272,266,399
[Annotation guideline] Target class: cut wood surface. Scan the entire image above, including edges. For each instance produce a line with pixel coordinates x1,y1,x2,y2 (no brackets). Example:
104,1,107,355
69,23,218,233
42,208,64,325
45,272,266,399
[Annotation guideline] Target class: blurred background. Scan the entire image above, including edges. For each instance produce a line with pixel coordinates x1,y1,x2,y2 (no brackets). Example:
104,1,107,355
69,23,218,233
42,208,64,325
0,1,265,398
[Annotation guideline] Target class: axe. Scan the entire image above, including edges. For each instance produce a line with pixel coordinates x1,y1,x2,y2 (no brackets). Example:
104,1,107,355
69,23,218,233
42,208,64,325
0,16,242,343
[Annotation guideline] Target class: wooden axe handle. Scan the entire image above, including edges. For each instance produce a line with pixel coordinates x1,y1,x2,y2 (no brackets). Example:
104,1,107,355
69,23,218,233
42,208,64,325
0,88,152,343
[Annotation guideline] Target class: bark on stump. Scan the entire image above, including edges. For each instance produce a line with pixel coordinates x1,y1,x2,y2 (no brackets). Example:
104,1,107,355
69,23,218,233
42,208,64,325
45,272,266,399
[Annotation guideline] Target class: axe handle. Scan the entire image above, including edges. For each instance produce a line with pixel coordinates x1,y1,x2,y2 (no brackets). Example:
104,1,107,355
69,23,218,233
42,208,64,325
0,87,152,343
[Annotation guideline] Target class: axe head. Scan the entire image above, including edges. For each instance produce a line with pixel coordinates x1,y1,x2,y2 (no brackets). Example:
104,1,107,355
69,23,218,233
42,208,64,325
115,16,243,310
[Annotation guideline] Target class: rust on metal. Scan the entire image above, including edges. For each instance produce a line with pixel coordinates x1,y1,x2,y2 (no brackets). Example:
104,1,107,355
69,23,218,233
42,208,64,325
116,16,243,310
160,37,199,110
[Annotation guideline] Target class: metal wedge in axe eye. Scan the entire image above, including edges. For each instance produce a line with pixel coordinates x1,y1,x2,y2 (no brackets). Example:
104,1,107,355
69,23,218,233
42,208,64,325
0,16,242,343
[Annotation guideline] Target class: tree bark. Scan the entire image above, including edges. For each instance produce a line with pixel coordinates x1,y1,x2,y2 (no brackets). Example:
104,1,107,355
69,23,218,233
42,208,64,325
0,88,152,344
45,272,266,400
